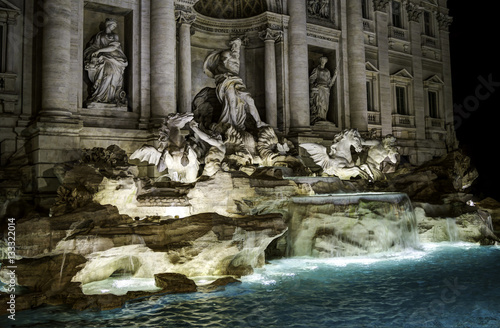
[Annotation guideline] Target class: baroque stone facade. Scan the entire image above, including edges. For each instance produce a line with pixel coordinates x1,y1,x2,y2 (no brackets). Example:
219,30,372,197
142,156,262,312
0,0,454,206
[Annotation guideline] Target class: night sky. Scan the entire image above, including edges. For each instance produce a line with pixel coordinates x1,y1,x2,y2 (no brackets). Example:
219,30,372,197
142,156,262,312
448,2,500,200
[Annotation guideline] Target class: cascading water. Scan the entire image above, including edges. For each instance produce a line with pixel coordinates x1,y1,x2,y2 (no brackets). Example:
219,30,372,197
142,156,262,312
286,192,419,257
446,218,459,242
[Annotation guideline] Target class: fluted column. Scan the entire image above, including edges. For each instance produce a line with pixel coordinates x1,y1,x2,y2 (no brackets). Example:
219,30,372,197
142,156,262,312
151,0,176,123
39,0,72,118
176,10,196,113
346,0,368,131
259,28,282,128
288,0,310,129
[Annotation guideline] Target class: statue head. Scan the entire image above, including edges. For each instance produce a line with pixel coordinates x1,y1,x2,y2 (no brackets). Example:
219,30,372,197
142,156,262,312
204,49,239,78
319,56,328,67
105,18,118,31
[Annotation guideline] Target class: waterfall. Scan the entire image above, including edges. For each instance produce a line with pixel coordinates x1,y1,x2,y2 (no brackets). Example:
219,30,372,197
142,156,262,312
286,192,419,258
446,218,459,242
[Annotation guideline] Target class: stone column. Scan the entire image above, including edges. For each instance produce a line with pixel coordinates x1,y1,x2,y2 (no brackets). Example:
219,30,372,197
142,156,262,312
407,3,425,140
39,0,72,119
151,0,176,123
374,0,392,135
259,28,282,128
346,0,368,131
288,0,310,129
437,13,454,131
176,10,196,113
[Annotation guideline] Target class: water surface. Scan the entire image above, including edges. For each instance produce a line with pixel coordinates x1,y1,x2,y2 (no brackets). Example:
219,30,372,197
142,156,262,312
2,243,499,327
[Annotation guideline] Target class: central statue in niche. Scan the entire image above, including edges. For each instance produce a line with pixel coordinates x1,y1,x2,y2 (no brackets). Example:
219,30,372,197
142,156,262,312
203,38,267,131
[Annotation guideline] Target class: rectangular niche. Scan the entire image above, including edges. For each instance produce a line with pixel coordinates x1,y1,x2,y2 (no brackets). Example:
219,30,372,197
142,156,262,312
82,3,133,112
308,47,338,126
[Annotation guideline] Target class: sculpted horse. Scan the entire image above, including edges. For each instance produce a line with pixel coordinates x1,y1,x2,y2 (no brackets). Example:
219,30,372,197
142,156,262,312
301,129,374,180
130,113,199,183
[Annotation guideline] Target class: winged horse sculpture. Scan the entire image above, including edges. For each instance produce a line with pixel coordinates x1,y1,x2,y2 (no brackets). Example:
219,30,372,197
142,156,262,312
301,129,374,180
130,113,199,183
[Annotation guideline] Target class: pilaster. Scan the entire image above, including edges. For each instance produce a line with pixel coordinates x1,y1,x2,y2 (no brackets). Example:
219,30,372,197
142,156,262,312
407,3,426,140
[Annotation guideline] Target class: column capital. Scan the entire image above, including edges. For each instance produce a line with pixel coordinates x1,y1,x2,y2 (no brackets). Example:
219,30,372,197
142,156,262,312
436,12,453,31
259,28,283,42
405,2,423,23
175,9,196,25
372,0,389,12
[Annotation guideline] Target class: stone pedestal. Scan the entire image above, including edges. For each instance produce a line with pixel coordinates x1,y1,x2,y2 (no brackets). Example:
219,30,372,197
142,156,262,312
27,121,83,209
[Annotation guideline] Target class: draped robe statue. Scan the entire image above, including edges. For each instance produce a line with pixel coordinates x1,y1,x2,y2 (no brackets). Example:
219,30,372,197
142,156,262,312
203,38,267,131
309,56,337,124
84,18,128,108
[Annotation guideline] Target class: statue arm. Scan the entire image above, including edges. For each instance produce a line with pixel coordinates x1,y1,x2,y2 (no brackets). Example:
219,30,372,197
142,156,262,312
328,67,338,88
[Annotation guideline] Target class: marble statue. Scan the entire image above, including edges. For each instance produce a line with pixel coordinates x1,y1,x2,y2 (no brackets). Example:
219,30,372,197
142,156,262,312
364,134,399,180
301,129,374,180
203,38,267,131
131,113,199,183
84,18,128,108
188,120,226,177
257,126,310,175
309,56,337,124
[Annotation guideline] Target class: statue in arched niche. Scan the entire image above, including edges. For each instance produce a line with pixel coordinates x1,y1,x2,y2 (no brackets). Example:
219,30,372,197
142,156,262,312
84,18,128,108
309,56,337,125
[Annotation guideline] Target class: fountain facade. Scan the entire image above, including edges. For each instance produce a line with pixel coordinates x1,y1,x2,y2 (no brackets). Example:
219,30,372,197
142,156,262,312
0,0,499,319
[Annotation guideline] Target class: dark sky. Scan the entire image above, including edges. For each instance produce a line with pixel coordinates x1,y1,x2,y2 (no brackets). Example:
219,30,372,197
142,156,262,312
448,2,500,200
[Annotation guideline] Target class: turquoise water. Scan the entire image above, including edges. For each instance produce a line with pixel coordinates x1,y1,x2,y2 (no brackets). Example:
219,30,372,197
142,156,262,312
2,242,500,327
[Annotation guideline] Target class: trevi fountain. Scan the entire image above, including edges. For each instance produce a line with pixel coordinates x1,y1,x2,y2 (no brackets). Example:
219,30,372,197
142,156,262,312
0,1,499,327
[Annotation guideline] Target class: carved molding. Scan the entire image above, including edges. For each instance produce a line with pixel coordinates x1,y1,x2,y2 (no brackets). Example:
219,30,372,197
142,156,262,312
307,23,341,43
192,11,287,35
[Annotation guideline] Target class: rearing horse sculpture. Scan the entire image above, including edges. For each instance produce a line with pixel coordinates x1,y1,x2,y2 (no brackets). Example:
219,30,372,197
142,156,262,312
301,129,374,180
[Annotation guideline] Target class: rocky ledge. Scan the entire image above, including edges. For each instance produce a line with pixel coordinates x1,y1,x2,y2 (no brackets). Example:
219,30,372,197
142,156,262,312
0,203,285,314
